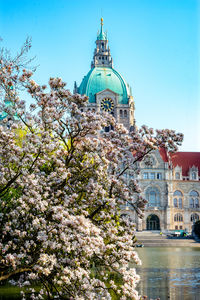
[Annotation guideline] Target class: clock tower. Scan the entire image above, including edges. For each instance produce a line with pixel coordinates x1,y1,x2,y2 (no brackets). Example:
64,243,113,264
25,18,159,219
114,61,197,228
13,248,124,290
75,18,135,131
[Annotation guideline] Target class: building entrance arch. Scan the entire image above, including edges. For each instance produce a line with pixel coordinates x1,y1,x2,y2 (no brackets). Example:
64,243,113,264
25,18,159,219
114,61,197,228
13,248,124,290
146,214,160,230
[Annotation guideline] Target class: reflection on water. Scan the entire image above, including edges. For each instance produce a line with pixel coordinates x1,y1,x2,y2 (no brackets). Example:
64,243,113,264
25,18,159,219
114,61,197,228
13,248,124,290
135,247,200,300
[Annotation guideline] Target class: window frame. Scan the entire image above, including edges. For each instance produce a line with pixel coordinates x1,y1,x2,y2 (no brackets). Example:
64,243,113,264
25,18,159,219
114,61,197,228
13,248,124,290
149,173,155,180
174,213,183,222
145,187,161,207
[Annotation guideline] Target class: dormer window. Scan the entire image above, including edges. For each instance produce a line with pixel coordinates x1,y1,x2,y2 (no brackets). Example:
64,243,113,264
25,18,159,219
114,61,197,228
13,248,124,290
174,166,182,180
189,166,198,180
192,172,197,180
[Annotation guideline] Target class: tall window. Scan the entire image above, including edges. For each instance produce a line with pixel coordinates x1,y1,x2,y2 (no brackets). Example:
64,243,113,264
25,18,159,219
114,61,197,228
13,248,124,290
173,190,183,209
175,172,180,180
189,190,199,208
174,213,183,222
157,173,162,180
124,110,127,118
191,213,199,222
145,187,161,207
173,198,178,207
120,110,123,118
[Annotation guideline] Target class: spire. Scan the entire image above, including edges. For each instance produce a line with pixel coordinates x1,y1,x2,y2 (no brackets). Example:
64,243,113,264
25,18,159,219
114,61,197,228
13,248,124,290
97,17,107,41
91,18,113,68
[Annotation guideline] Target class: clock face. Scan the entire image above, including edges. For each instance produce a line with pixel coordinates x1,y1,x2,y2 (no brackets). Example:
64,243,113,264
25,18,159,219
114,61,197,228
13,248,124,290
101,98,114,112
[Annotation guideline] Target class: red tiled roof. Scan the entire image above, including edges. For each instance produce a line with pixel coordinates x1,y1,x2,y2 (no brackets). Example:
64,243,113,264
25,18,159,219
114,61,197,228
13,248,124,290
159,148,169,163
170,152,200,176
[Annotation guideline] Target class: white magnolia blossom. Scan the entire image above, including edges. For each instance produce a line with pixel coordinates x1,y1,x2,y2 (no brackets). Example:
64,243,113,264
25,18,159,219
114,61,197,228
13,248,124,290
0,43,183,299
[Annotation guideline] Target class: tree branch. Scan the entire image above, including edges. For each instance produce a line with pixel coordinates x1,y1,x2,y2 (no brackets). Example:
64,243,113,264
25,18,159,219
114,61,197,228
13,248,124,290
0,267,31,281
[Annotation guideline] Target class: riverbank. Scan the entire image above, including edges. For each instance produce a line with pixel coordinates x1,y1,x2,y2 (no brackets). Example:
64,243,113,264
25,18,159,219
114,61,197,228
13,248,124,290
135,230,200,247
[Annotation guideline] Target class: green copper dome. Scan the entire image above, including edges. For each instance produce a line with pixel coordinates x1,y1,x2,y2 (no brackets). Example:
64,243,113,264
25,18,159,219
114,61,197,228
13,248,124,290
78,67,131,104
77,19,133,105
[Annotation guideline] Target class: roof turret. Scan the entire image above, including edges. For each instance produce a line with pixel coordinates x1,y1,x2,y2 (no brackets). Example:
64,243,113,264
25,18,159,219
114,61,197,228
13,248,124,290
91,18,112,68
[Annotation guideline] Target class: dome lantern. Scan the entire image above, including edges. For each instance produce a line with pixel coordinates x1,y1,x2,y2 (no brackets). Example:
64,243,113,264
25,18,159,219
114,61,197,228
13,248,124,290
97,17,107,41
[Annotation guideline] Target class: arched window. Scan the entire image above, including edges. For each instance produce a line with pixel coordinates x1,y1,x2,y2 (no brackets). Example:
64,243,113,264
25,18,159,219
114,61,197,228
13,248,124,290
124,110,127,118
174,213,183,222
191,213,199,222
189,190,199,208
174,190,183,196
173,190,183,209
190,190,199,197
145,187,161,207
120,110,123,118
175,172,180,180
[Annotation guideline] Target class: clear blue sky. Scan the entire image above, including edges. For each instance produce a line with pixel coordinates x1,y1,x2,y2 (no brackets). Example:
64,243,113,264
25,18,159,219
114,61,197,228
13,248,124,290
1,0,199,151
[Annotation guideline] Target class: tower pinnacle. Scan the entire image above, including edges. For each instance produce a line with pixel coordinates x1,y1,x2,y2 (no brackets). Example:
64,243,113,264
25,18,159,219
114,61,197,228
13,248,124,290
91,18,113,68
97,17,107,41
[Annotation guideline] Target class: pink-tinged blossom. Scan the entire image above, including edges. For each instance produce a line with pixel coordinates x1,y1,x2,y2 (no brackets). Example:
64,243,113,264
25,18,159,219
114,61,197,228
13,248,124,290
0,42,183,299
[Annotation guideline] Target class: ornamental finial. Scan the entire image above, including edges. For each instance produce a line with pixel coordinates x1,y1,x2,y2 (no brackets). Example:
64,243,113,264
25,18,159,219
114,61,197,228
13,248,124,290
101,17,103,26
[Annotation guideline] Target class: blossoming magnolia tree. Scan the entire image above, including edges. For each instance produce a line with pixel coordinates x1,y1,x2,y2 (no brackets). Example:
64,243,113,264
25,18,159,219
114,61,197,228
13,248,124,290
0,43,183,299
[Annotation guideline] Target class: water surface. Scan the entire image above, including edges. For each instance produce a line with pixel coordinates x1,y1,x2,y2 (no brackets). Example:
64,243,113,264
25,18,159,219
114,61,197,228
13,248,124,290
136,247,200,300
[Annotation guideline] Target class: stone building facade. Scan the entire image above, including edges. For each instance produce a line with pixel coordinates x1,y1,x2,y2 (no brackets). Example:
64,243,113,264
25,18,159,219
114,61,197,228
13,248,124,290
76,19,200,232
121,149,200,232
